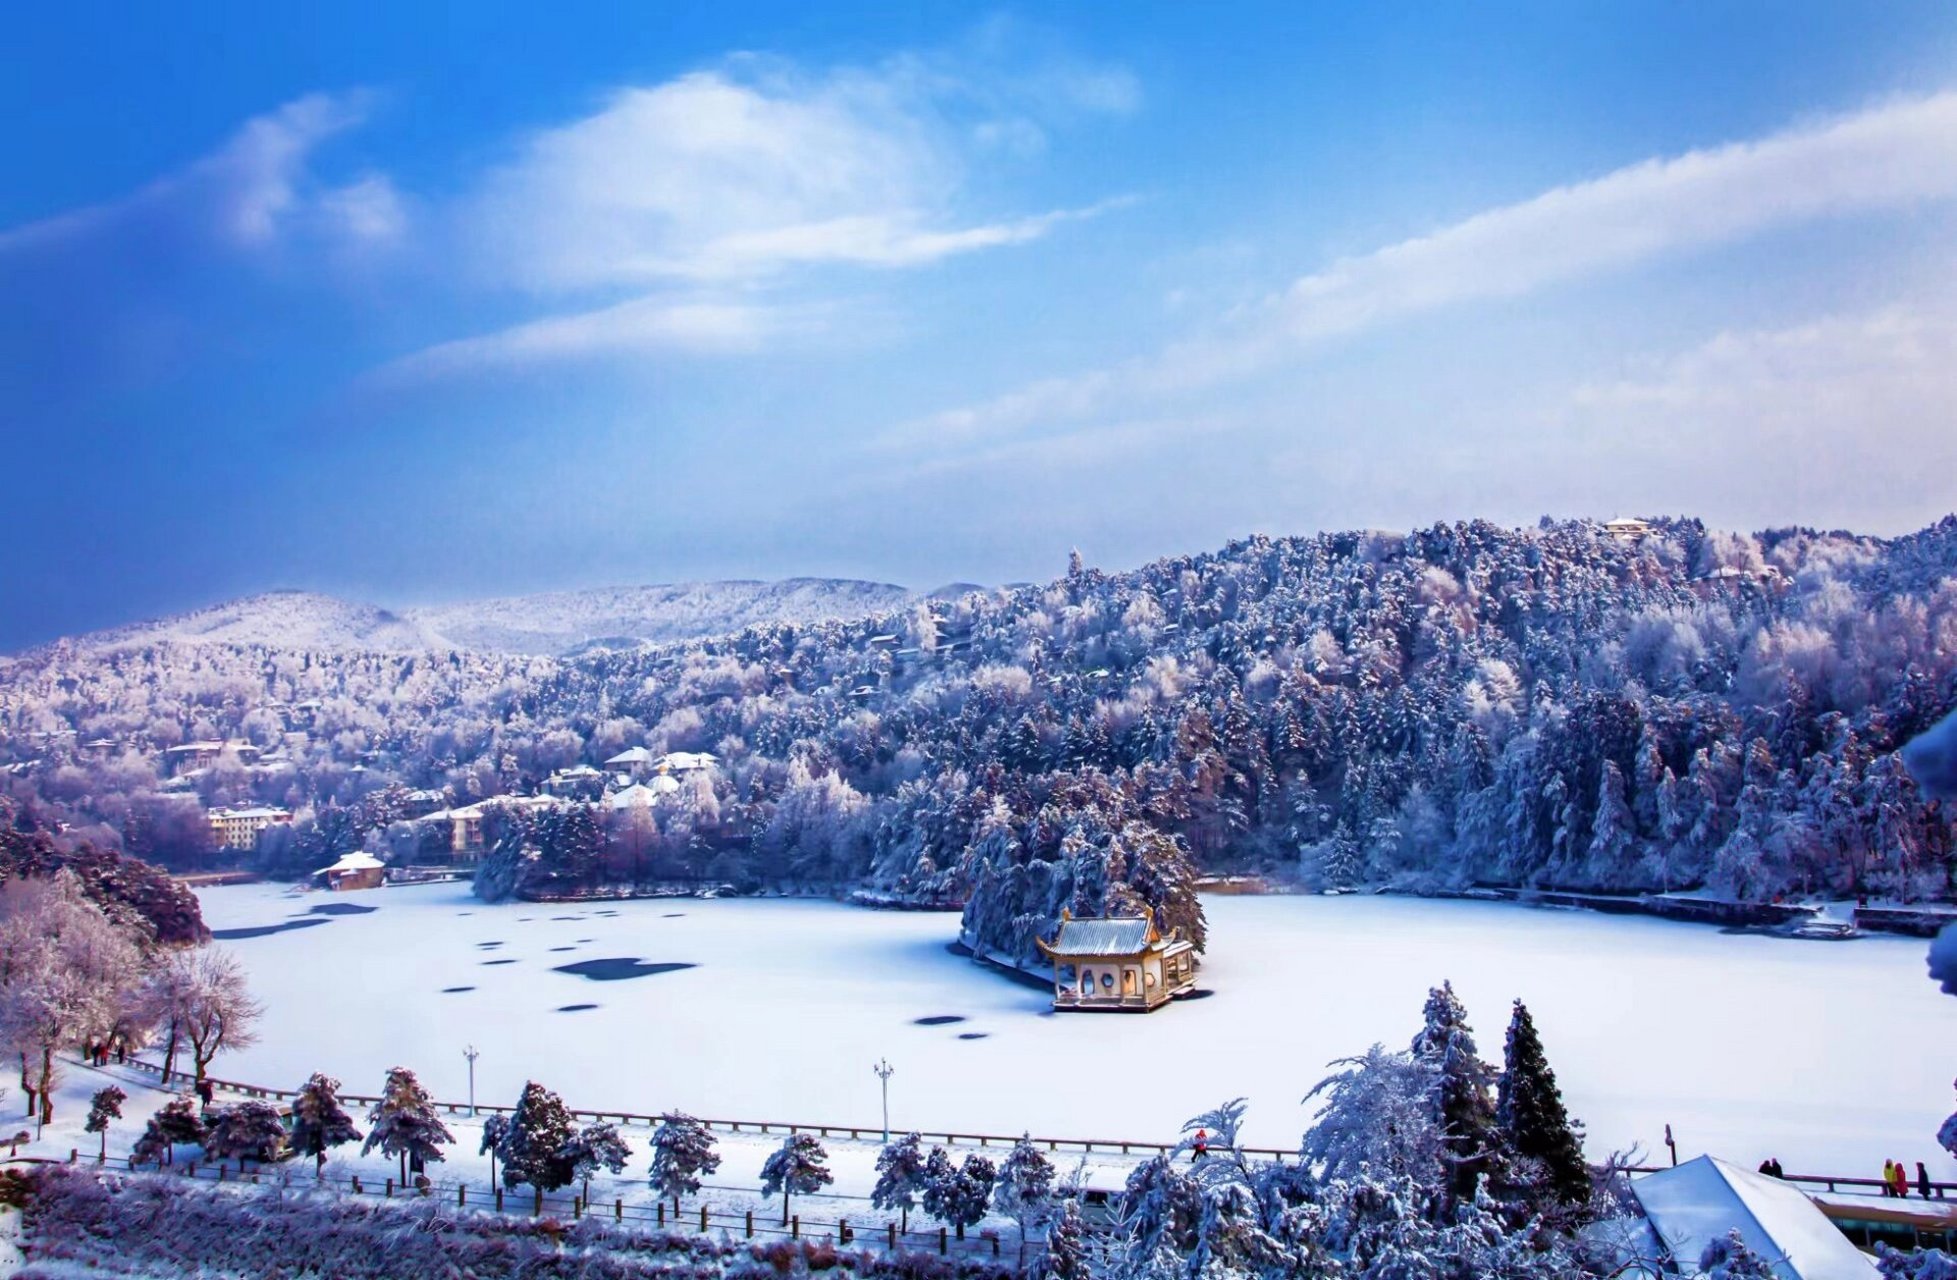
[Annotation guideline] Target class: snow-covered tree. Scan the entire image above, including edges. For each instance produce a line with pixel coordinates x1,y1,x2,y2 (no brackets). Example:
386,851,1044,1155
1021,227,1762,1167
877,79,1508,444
494,1080,576,1192
0,874,143,1129
85,1085,125,1160
993,1134,1058,1261
919,1145,958,1225
479,1113,509,1186
362,1066,453,1184
872,1130,929,1231
1698,1228,1777,1278
1497,999,1590,1212
289,1073,362,1173
131,1094,205,1167
1411,980,1501,1209
1302,1044,1441,1187
139,945,262,1084
648,1111,720,1211
939,1153,996,1239
1043,1196,1091,1280
759,1132,832,1226
204,1100,287,1169
560,1119,630,1203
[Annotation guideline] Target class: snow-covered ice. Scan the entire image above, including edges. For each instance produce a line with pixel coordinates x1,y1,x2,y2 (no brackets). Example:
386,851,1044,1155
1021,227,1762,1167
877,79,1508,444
193,884,1956,1179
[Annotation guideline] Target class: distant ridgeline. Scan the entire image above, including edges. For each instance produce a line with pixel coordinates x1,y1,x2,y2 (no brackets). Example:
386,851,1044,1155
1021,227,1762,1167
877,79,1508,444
2,516,1955,968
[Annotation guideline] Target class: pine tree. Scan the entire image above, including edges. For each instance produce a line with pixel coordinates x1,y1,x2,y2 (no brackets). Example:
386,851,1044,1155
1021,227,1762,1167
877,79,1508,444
760,1132,833,1226
362,1066,454,1184
85,1086,125,1161
942,1153,996,1239
1496,1000,1591,1211
290,1073,362,1174
1411,981,1501,1210
132,1094,205,1167
560,1120,631,1203
495,1080,578,1192
919,1145,958,1224
649,1111,721,1212
872,1131,929,1231
993,1133,1058,1262
1043,1197,1090,1280
205,1101,288,1170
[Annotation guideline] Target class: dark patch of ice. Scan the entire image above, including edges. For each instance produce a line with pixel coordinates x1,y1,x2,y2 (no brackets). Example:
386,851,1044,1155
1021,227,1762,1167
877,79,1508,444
913,1015,965,1027
549,946,576,952
442,986,475,994
306,903,376,916
957,1033,989,1041
517,917,533,922
575,938,595,943
482,959,518,966
553,958,697,982
550,915,584,922
476,942,504,949
212,918,330,941
556,1003,600,1013
662,913,685,918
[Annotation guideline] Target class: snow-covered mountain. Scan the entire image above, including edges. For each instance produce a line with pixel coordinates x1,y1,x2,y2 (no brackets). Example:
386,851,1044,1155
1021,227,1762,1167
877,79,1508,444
46,579,917,657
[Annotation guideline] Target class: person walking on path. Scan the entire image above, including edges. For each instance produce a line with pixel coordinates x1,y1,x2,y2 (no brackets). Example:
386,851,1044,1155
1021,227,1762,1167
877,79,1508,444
1919,1162,1935,1199
1889,1160,1910,1199
1882,1160,1898,1197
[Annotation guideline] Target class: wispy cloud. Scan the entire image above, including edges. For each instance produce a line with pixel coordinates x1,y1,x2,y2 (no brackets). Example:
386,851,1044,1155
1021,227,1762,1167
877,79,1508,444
886,89,1957,458
0,91,397,257
398,45,1133,374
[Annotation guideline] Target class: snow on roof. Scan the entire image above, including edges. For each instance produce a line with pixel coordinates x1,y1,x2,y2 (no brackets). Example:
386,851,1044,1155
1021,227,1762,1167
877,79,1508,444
1045,916,1156,957
210,806,289,820
657,751,717,772
320,852,385,873
1631,1156,1876,1280
605,747,654,765
607,783,666,810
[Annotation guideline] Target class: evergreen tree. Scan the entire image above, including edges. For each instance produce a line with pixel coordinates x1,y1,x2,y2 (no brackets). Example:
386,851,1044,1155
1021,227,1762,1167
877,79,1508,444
1496,1000,1591,1211
993,1133,1058,1262
871,1130,929,1231
204,1100,288,1169
132,1094,205,1167
919,1145,958,1224
1043,1197,1090,1280
560,1120,631,1203
648,1111,721,1211
941,1153,996,1239
1698,1228,1777,1279
480,1113,510,1186
1410,981,1501,1211
495,1080,578,1192
85,1086,125,1161
759,1132,833,1226
362,1066,454,1184
289,1072,362,1174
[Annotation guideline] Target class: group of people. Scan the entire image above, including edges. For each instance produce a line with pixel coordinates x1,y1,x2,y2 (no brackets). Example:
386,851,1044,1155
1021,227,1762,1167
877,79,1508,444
80,1038,128,1068
1881,1158,1936,1199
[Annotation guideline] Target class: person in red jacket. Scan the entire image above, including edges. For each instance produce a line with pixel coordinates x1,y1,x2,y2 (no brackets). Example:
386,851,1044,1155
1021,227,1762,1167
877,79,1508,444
1192,1129,1209,1162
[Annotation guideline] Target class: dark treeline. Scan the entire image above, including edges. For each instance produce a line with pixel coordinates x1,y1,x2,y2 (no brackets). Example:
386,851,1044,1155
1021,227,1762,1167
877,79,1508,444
3,517,1955,965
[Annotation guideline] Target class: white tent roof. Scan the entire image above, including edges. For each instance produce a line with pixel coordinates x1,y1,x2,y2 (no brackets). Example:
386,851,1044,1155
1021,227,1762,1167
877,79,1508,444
1631,1157,1875,1279
320,852,385,874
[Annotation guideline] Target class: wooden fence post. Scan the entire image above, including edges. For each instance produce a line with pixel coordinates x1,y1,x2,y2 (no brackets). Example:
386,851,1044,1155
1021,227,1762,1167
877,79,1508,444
991,1236,1000,1257
888,1223,897,1249
791,1214,799,1240
458,1185,466,1207
746,1210,754,1238
699,1204,708,1232
939,1228,947,1255
495,1186,504,1212
657,1202,665,1227
573,1196,582,1220
385,1178,393,1197
351,1174,360,1194
533,1186,542,1216
615,1198,623,1221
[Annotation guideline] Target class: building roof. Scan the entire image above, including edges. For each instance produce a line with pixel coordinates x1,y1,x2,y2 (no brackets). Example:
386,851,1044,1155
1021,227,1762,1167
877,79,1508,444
210,807,290,821
657,750,718,772
1631,1156,1876,1280
605,747,654,765
320,852,385,874
1040,914,1159,958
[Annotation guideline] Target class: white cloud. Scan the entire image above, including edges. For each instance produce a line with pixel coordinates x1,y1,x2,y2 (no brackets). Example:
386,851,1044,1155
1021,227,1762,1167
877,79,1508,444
0,91,389,256
469,68,1110,292
889,88,1957,456
378,295,785,381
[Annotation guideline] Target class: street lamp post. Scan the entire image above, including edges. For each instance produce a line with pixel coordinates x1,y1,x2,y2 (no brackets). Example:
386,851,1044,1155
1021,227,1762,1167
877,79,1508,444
873,1059,895,1144
465,1045,480,1117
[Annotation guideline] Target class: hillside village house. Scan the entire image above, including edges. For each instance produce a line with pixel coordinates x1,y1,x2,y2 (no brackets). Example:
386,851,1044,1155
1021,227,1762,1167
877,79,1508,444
1604,516,1653,540
421,795,565,860
206,805,293,850
163,740,258,776
604,747,655,780
1037,909,1198,1012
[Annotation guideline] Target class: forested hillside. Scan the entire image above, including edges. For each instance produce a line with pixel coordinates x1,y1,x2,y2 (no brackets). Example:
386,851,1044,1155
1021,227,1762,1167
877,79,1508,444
3,517,1954,966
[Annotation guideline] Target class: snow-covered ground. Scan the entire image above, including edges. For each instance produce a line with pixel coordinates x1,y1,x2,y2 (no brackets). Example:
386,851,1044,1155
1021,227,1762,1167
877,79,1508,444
192,884,1956,1179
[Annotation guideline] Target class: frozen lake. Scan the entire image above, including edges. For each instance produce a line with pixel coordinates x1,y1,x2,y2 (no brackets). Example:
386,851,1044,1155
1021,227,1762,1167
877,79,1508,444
195,883,1955,1178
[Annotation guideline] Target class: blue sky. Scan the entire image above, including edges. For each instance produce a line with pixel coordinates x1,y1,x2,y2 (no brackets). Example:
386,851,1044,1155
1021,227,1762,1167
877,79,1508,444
7,3,1957,649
